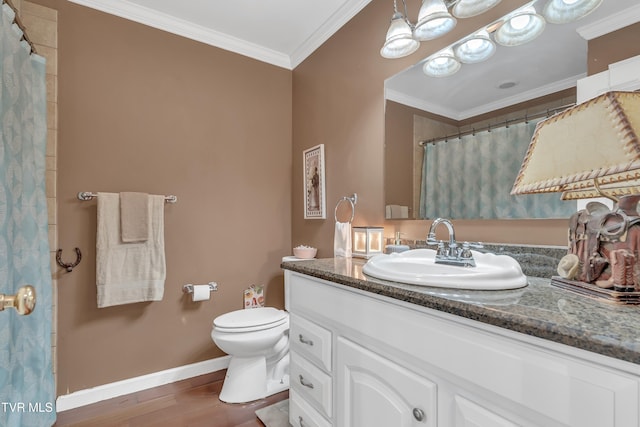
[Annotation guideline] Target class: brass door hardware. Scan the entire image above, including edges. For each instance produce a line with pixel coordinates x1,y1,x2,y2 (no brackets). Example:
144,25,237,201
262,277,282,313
0,285,36,315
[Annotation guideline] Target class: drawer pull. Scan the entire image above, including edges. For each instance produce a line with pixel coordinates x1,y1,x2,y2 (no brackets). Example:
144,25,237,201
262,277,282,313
298,415,308,427
298,374,315,389
298,334,314,346
413,407,426,422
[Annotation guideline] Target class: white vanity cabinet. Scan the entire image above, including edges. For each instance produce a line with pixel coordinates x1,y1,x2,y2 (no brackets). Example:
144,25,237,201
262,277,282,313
286,271,640,427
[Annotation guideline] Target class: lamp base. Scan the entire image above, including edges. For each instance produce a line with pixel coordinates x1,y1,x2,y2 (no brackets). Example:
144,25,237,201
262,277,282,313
550,276,640,305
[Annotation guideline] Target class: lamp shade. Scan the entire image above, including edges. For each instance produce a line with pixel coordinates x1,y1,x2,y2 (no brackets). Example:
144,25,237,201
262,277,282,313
452,0,502,18
413,0,456,41
494,6,546,47
542,0,603,24
381,12,420,59
423,48,461,77
511,91,640,200
454,29,495,64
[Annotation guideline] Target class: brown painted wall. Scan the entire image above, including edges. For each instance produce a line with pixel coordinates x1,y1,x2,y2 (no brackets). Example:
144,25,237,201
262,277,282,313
31,1,292,395
588,22,640,75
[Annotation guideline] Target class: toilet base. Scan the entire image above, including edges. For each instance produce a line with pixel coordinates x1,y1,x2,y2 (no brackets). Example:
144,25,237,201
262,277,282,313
219,356,290,404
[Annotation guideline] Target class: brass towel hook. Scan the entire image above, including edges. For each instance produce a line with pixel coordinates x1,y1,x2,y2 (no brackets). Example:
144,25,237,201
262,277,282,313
56,248,82,272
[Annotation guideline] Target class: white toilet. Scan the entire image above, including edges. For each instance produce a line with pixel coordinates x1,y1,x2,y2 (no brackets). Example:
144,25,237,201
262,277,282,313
211,307,290,403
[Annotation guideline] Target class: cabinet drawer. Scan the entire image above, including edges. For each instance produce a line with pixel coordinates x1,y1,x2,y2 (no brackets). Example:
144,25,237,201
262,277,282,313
291,353,333,418
290,389,332,427
290,313,332,371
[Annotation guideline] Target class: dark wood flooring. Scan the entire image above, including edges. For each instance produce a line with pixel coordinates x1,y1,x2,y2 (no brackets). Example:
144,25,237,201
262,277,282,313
54,370,289,427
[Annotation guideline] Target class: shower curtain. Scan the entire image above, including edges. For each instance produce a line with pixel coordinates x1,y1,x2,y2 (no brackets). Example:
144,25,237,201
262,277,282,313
420,119,576,219
0,3,55,426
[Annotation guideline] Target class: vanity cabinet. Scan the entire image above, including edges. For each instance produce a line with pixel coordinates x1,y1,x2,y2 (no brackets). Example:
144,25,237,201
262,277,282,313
286,271,640,427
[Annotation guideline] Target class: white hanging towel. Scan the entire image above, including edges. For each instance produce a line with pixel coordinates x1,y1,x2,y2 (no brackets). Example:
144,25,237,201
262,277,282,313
96,192,166,307
334,221,352,258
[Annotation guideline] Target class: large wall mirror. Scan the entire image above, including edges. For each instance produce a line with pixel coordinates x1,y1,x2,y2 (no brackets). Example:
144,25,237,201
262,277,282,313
383,0,635,220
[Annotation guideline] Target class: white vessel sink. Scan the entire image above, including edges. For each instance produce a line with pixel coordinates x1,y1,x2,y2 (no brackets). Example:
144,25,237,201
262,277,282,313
362,249,527,290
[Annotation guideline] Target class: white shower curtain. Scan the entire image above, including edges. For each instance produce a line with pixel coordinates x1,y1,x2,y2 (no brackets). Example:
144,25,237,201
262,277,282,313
420,119,576,219
0,3,55,426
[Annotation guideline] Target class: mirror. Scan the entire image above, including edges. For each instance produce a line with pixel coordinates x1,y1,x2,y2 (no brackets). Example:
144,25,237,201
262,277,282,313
383,0,634,220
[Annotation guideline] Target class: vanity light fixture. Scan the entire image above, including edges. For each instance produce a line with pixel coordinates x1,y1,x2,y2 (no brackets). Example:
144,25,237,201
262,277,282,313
494,5,546,46
454,29,496,64
542,0,603,24
380,0,500,59
418,0,600,78
423,47,461,77
353,226,385,258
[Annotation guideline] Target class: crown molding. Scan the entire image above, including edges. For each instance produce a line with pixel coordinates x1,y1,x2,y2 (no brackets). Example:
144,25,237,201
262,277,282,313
67,0,374,70
67,0,292,69
385,75,583,121
289,0,372,69
577,3,640,40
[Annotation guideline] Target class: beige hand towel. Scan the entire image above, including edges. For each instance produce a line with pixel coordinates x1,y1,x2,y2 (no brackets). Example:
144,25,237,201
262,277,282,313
96,192,166,308
120,192,149,242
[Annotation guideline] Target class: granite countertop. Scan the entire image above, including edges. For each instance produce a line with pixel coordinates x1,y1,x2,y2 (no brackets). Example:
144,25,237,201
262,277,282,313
282,257,640,366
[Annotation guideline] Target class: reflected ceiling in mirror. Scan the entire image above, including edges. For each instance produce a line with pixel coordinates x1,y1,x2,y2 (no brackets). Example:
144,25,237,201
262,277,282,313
384,0,638,121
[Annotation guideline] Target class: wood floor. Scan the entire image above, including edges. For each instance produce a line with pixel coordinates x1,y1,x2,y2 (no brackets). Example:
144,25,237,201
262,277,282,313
54,370,289,427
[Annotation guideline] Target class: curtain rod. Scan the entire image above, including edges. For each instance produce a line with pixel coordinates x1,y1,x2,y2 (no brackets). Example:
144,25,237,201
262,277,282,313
419,103,575,147
3,0,37,54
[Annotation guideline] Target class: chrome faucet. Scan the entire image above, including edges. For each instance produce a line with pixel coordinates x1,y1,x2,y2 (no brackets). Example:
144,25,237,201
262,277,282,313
426,218,483,267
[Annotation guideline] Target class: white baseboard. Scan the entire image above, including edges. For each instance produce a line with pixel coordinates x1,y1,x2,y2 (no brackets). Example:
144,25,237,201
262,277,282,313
56,355,231,413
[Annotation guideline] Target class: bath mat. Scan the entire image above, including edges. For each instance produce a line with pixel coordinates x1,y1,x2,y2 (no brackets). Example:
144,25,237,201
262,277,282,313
255,399,290,427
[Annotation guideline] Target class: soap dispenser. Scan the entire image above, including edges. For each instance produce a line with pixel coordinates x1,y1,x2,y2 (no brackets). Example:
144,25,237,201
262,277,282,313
385,232,411,254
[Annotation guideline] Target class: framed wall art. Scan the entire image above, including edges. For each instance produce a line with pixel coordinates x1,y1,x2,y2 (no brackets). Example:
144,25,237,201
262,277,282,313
303,144,326,219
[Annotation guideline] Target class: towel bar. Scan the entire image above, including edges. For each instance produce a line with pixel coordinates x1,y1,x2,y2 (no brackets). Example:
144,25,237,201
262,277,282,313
77,192,177,203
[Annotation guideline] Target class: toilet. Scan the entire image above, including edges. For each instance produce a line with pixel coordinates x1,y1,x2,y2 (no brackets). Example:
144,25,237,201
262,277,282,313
211,307,290,403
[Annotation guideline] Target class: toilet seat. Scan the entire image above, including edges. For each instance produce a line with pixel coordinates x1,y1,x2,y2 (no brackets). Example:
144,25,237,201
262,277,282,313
214,307,288,333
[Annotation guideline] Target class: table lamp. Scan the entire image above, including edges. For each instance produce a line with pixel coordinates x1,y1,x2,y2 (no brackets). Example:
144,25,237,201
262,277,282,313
511,91,640,301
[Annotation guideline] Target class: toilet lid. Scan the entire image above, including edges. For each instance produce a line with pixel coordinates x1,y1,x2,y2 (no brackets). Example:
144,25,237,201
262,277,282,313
214,307,287,330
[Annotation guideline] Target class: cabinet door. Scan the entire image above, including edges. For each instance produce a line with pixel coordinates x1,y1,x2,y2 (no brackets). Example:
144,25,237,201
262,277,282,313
337,337,436,427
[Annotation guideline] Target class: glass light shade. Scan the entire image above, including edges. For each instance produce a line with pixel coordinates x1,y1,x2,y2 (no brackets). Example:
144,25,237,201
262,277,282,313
353,227,384,258
381,12,420,59
452,0,502,18
423,48,461,77
494,7,546,47
542,0,603,24
413,0,456,41
511,91,640,200
454,30,496,64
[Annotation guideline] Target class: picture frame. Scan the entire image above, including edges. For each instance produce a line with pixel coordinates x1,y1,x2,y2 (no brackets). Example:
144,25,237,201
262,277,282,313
303,144,326,219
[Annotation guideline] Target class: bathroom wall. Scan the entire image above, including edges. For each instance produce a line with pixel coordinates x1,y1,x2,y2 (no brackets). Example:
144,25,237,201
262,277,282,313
28,0,292,396
292,0,640,255
588,22,640,75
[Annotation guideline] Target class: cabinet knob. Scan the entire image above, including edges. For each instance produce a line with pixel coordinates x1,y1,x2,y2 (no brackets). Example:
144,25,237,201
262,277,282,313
413,407,426,422
298,415,308,427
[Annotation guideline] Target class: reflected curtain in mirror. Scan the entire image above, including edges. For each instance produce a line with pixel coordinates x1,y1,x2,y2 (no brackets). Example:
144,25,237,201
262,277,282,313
419,119,575,219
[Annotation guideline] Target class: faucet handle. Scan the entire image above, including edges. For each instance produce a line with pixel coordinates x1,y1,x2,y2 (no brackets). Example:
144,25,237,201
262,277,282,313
464,241,483,249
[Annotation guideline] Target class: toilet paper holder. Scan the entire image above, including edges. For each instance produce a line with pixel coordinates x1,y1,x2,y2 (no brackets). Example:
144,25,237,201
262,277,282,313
183,282,218,294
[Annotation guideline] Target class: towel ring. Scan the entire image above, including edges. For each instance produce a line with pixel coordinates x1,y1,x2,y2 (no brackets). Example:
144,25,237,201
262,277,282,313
334,194,357,223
